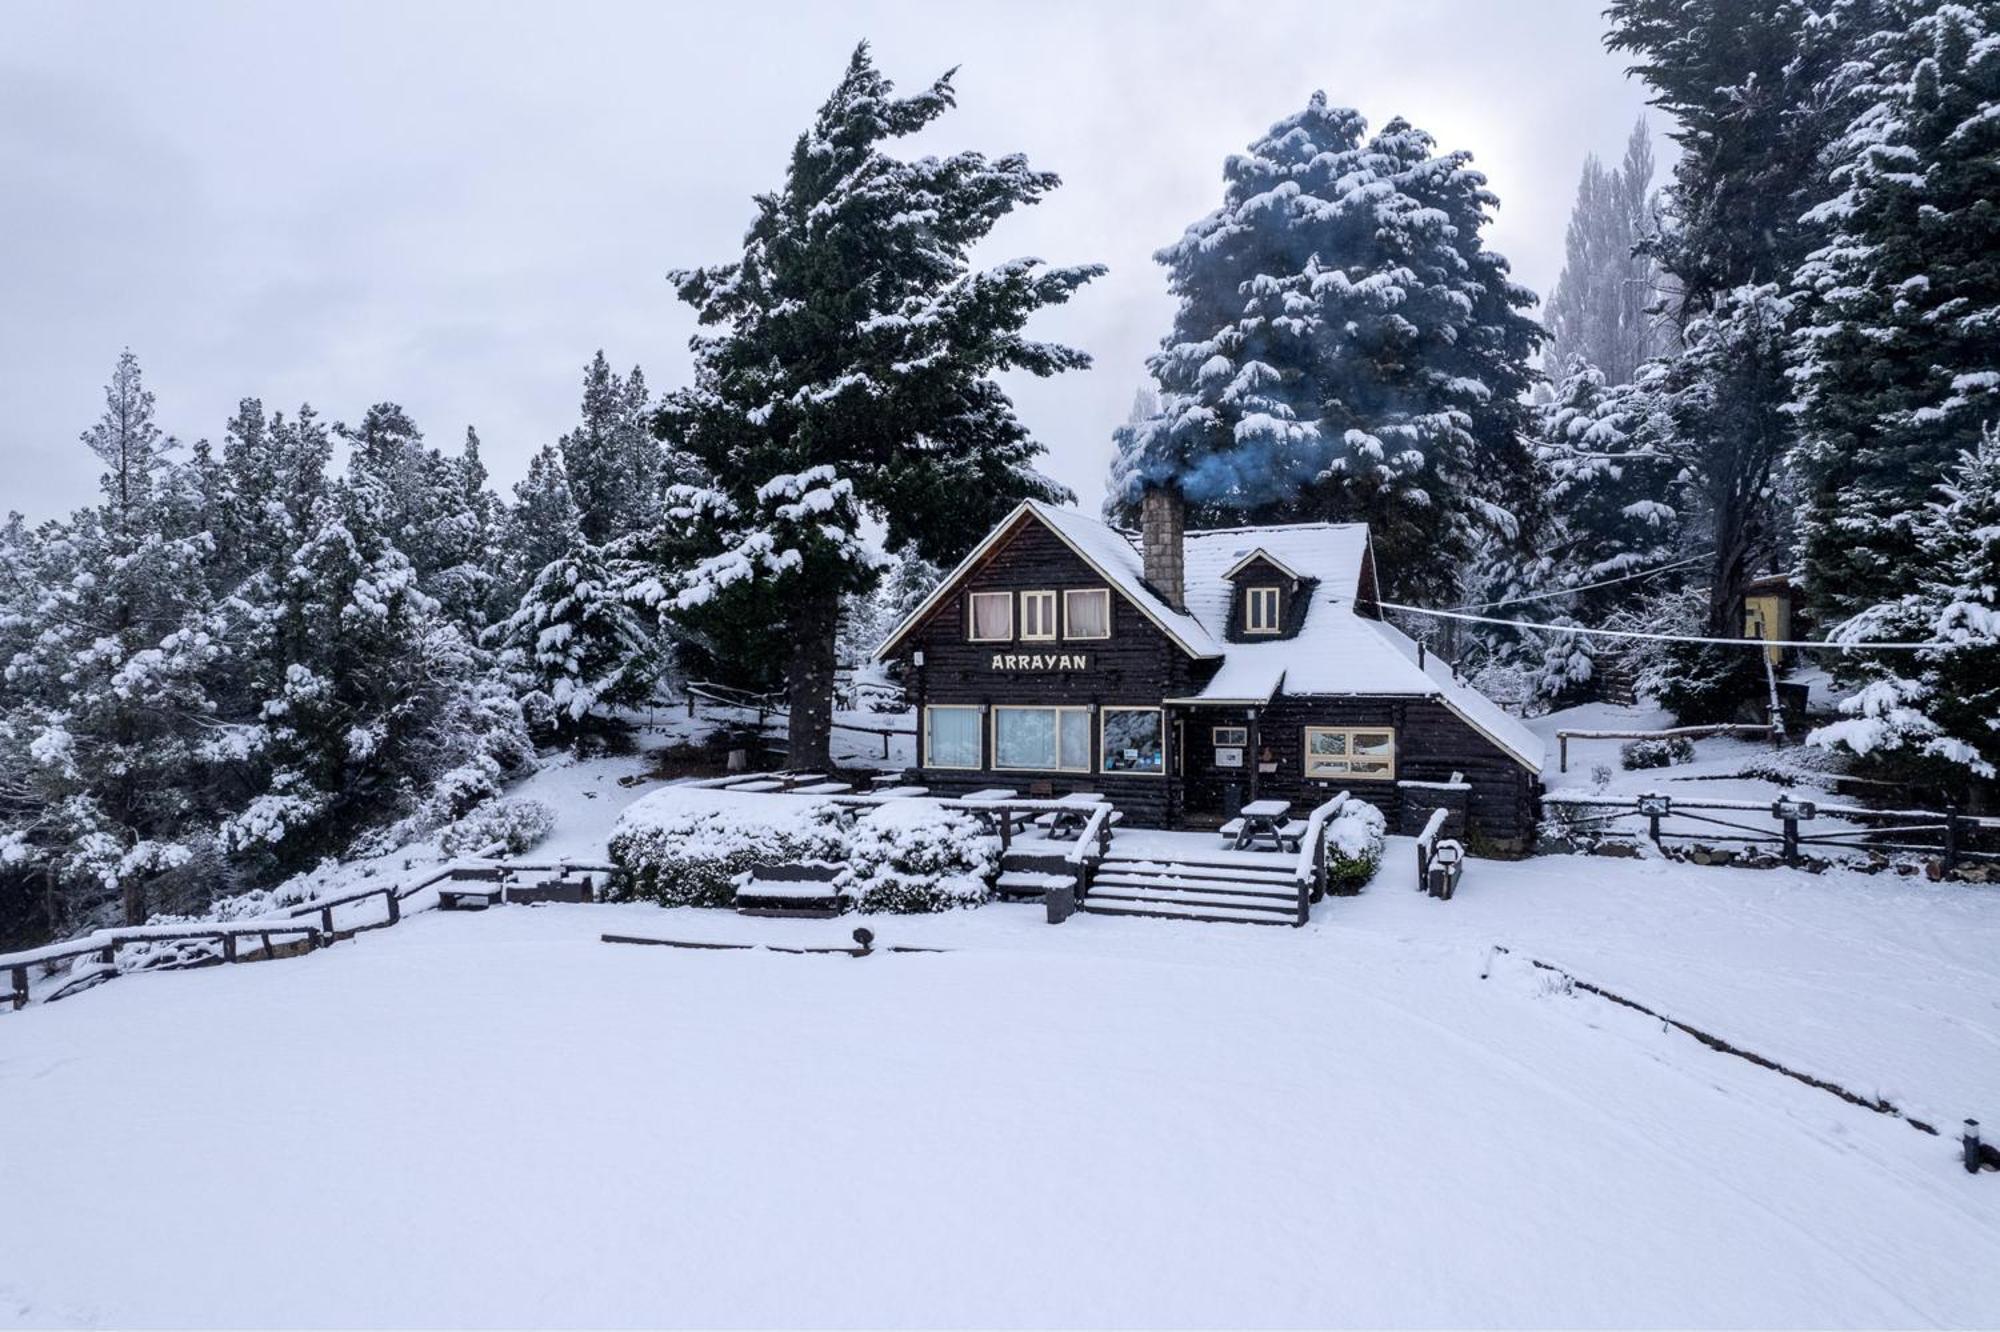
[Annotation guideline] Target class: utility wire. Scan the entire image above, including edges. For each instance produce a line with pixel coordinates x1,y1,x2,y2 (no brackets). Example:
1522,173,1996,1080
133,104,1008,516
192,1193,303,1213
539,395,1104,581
1448,552,1711,612
1375,602,1943,651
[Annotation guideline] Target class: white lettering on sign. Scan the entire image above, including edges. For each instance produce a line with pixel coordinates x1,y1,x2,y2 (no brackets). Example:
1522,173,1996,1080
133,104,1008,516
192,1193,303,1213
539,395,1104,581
988,652,1089,671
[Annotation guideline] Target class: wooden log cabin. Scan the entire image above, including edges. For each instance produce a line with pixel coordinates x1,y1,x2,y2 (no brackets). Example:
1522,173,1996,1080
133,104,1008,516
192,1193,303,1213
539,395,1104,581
874,489,1546,850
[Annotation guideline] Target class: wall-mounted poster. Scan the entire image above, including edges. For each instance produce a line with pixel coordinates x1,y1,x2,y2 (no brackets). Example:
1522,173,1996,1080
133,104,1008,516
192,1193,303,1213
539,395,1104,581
1214,746,1244,768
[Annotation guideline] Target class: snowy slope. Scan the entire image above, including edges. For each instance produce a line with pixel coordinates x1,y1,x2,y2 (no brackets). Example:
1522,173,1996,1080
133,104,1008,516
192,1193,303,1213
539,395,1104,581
5,858,1999,1328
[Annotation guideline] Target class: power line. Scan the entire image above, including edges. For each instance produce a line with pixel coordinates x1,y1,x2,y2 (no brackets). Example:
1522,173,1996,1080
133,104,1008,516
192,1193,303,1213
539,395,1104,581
1449,552,1710,612
1376,602,1944,651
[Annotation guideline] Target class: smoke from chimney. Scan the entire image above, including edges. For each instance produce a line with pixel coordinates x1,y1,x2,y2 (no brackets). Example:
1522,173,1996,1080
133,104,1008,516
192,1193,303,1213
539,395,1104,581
1141,485,1186,612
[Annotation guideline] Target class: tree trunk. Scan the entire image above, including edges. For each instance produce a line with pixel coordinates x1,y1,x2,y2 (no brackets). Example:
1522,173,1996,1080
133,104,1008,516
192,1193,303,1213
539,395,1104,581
785,594,839,772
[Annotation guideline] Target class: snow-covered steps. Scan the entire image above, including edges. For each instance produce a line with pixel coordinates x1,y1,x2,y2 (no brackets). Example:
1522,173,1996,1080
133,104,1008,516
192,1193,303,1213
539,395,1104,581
995,869,1078,899
1086,883,1300,918
1081,853,1308,926
1080,896,1299,926
1088,873,1297,904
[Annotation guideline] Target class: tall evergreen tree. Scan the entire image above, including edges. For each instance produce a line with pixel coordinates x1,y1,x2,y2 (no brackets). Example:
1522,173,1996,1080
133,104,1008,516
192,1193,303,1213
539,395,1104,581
560,353,667,547
497,542,661,743
1605,0,1858,660
503,444,585,606
648,43,1102,767
1543,118,1676,385
1106,95,1543,603
1791,0,2000,624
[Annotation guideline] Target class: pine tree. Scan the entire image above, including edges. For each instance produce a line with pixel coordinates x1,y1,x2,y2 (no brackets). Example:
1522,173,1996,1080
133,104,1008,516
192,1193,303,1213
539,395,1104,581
1791,0,2000,625
1107,97,1543,602
1811,425,2000,790
1605,0,1860,673
503,444,584,606
498,542,661,743
1543,119,1676,385
649,43,1102,768
3,354,230,926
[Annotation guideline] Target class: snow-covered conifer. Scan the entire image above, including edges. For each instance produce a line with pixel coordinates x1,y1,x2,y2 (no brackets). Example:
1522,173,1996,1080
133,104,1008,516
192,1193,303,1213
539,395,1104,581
1106,96,1543,602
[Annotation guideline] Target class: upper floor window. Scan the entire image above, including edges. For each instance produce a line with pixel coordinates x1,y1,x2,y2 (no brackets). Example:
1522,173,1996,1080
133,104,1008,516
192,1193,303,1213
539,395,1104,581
1064,588,1110,640
1246,585,1282,634
1021,590,1058,641
968,591,1013,642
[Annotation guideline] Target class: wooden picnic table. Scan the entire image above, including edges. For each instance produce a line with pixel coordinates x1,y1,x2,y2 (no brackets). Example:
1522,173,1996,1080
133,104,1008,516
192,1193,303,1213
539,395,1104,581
1037,792,1107,840
1226,799,1296,852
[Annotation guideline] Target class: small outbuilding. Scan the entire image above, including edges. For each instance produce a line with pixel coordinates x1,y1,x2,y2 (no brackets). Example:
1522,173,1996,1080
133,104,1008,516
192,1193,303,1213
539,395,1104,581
874,489,1544,850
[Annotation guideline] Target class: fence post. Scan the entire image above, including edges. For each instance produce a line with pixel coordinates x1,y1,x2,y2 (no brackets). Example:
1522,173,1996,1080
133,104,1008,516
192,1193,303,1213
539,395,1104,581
385,890,401,926
1966,1119,1984,1174
1782,814,1799,866
222,933,238,963
1944,806,1962,872
10,964,28,1010
1559,734,1569,774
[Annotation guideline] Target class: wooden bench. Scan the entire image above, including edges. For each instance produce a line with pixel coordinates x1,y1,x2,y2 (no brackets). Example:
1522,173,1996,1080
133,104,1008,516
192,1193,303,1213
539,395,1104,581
438,884,504,910
734,861,846,918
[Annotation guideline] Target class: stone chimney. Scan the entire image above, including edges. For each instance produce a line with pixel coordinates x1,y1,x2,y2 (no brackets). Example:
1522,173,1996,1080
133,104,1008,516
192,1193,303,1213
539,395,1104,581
1140,485,1186,612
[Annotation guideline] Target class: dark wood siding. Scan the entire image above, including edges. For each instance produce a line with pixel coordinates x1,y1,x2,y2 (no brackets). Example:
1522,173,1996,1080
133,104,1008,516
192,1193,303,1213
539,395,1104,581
893,514,1211,826
1178,695,1540,851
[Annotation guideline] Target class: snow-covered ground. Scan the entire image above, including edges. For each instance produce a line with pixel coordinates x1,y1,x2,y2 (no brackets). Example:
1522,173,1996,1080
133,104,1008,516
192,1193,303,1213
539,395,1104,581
6,832,2000,1327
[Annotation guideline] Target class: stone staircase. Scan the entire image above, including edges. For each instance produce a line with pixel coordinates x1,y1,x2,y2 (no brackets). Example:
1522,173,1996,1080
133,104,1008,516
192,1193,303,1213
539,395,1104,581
1081,851,1305,926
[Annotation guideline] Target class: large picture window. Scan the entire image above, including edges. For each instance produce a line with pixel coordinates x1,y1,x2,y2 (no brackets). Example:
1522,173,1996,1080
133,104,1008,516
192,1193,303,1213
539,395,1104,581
968,591,1013,642
1064,588,1111,640
1303,727,1395,780
993,706,1092,772
1246,586,1282,634
1020,590,1058,641
1101,707,1165,775
924,706,983,770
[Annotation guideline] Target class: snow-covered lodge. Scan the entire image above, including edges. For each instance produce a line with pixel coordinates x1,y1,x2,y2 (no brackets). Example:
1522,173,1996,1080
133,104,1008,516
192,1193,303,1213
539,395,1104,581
875,490,1545,849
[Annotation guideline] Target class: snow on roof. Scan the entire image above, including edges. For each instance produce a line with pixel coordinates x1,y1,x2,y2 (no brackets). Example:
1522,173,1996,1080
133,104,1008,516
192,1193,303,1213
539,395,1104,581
874,501,1219,660
1020,502,1220,656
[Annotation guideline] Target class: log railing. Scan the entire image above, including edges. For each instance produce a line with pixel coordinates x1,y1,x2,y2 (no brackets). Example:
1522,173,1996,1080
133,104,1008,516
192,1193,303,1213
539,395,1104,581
1290,792,1353,926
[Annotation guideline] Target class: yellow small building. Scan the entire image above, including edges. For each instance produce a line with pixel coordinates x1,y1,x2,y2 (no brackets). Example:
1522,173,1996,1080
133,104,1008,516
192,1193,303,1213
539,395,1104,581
1743,575,1798,665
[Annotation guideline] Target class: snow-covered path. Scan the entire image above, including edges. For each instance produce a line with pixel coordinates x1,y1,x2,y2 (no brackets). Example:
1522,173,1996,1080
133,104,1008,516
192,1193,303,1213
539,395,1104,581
5,879,1998,1328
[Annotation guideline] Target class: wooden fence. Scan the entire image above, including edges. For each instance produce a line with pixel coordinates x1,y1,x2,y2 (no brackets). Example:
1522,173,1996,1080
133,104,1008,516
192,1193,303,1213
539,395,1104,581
1544,790,2000,868
3,856,612,1012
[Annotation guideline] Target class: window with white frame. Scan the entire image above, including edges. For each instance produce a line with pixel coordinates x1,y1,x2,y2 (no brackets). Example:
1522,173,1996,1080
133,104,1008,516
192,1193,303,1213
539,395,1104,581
1303,727,1395,780
1020,590,1058,641
993,706,1092,772
968,591,1013,642
924,706,983,770
1212,725,1248,746
1101,707,1165,774
1245,585,1282,634
1063,587,1111,640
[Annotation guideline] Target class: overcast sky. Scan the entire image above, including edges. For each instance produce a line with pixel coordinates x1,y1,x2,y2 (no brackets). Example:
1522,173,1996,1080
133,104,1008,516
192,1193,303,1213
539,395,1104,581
3,0,1660,523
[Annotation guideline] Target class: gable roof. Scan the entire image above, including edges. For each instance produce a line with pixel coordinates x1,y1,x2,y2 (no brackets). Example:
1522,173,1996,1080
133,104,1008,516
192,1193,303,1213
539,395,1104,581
873,501,1220,661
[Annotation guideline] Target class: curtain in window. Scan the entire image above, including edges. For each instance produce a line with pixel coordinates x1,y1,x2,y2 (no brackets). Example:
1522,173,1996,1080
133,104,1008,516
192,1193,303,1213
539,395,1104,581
926,708,981,768
1065,590,1109,638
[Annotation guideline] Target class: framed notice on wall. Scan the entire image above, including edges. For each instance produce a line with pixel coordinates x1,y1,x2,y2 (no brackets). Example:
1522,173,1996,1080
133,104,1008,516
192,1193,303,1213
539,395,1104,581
1214,746,1244,768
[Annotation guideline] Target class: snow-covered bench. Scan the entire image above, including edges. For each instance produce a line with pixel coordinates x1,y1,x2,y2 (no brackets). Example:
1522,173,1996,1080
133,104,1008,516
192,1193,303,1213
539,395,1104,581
733,862,845,919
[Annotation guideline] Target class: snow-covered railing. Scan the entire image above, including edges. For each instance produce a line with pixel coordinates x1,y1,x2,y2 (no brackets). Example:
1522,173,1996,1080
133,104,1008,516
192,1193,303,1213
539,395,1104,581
5,919,326,1010
680,682,915,757
1414,808,1464,899
1290,792,1353,926
1544,790,2000,868
3,856,618,1013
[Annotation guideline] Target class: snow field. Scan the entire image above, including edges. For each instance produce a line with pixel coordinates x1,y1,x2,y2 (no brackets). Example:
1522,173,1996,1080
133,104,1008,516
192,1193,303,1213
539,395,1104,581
5,869,1999,1328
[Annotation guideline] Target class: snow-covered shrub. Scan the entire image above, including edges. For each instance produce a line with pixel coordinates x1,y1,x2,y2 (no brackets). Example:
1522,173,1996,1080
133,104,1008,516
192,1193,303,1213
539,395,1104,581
1323,797,1386,893
607,788,846,908
439,799,556,857
1620,736,1694,769
836,800,997,914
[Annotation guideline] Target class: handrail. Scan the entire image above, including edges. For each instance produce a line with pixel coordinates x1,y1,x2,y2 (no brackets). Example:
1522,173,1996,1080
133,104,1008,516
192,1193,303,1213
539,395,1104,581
1063,803,1117,867
1291,792,1352,925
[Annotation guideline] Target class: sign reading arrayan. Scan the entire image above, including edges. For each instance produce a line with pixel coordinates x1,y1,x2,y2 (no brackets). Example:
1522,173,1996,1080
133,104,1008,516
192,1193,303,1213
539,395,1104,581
989,652,1089,671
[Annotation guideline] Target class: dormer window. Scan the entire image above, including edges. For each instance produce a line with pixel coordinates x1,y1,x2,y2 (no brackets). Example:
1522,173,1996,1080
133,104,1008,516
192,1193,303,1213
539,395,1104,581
1246,586,1282,634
